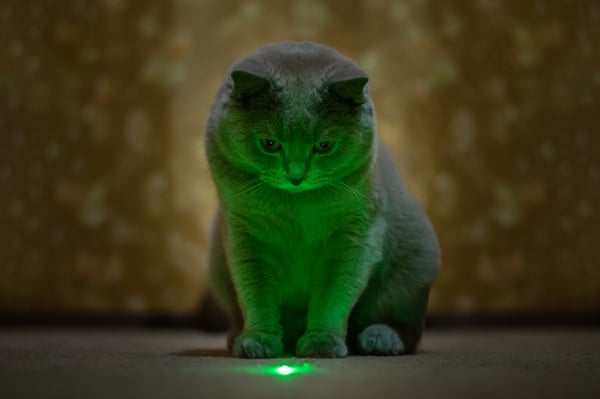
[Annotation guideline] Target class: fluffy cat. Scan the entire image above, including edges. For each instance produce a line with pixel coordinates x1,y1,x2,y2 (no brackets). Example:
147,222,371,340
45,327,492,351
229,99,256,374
205,42,440,358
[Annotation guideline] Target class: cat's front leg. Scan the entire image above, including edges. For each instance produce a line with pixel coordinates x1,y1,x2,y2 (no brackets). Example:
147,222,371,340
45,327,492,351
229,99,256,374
232,330,283,359
297,245,373,358
227,231,284,358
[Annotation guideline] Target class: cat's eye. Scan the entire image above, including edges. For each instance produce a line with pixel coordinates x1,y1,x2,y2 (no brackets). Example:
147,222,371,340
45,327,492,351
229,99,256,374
314,141,334,154
260,138,282,153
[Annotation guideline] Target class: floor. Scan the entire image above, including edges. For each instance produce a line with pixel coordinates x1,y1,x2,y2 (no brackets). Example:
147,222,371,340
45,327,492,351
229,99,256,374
1,328,599,399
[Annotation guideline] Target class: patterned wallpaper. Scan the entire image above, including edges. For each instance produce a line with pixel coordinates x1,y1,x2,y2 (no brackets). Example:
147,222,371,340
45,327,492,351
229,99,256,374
1,0,598,315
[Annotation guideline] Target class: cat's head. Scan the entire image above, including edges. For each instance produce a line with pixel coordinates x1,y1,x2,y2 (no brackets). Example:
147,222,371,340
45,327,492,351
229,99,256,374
207,42,376,193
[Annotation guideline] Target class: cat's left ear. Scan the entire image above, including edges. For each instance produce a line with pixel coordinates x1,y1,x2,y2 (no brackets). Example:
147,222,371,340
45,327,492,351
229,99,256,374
230,70,270,99
329,77,369,104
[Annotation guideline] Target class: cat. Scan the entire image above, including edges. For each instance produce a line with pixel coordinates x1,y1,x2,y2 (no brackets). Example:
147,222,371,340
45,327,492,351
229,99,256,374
205,42,440,358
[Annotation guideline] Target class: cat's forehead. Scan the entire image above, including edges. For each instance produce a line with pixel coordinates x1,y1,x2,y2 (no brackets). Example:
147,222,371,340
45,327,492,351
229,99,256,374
279,77,321,104
278,100,319,142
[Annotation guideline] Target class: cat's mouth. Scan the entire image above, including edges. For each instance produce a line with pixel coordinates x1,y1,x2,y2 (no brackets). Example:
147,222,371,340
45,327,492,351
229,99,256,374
260,175,321,193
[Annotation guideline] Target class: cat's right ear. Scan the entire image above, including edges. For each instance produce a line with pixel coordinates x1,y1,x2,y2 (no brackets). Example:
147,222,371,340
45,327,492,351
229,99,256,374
230,70,270,99
328,77,369,104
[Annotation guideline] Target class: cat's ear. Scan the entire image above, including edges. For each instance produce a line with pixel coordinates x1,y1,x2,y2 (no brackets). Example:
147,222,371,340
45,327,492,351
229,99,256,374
230,70,270,99
329,77,369,104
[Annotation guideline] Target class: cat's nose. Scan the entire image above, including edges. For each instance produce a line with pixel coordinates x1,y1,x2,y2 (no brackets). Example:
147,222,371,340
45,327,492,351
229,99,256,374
286,161,305,186
289,177,303,186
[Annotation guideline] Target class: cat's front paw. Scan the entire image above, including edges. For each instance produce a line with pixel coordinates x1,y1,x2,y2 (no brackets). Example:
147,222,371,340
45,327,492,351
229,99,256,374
232,331,283,359
296,332,348,358
357,324,405,355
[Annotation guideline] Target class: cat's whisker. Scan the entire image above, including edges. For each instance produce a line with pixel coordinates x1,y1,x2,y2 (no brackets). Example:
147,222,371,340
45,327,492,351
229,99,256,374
335,181,370,203
231,180,267,200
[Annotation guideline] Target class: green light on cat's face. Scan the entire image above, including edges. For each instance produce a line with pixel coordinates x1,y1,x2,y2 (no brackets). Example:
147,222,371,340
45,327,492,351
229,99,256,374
240,362,316,378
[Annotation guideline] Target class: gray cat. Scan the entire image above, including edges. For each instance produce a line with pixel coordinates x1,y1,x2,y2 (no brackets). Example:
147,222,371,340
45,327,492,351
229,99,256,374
205,42,440,358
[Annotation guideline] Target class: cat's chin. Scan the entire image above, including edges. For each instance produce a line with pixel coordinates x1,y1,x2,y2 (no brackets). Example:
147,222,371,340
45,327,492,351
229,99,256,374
283,184,312,193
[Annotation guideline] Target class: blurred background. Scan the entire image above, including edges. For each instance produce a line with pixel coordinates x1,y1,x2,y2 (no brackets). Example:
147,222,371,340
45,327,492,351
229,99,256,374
1,0,598,323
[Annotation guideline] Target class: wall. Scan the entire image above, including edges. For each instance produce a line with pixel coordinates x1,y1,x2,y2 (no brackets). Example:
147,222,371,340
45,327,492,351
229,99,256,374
1,0,598,314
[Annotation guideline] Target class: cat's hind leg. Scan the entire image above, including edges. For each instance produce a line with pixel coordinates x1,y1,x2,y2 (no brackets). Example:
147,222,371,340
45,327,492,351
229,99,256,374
356,323,405,355
349,280,432,355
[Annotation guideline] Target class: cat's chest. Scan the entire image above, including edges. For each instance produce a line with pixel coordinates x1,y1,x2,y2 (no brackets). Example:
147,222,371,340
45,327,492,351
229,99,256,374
236,196,375,304
253,207,339,250
276,236,323,308
251,209,343,300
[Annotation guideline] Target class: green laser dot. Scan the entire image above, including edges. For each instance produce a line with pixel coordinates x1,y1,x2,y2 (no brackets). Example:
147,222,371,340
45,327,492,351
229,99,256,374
239,362,316,377
276,365,293,375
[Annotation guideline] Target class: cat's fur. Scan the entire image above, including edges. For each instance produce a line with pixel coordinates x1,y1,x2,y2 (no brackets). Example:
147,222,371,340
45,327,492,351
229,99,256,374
205,42,440,358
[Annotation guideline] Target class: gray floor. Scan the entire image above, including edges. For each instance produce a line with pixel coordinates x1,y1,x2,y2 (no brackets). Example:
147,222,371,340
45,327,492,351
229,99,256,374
1,328,599,399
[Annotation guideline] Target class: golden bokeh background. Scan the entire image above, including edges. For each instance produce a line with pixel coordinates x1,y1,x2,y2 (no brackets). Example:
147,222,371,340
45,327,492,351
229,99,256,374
1,0,598,316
